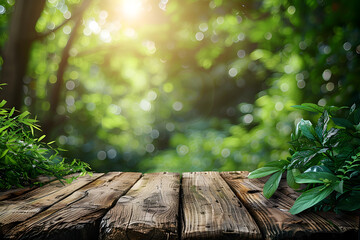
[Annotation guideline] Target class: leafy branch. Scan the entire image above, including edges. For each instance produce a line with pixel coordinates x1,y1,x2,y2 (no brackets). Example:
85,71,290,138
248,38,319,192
249,103,360,214
0,85,91,189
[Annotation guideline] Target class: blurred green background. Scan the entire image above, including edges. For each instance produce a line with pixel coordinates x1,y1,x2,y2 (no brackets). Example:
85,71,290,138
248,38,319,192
0,0,359,173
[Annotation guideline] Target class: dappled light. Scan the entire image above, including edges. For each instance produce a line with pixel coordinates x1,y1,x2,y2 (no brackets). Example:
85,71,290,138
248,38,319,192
0,0,359,174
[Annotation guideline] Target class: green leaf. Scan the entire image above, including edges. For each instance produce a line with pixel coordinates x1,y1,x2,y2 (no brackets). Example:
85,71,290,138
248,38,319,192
289,150,323,169
38,135,46,142
350,171,360,179
5,155,18,165
292,103,324,113
295,172,338,184
0,149,9,158
18,111,30,120
302,103,324,113
325,105,348,115
9,107,15,117
263,171,282,198
353,109,360,125
0,100,7,108
336,191,360,211
29,125,34,135
287,169,300,189
294,120,302,138
315,110,329,141
65,178,73,184
304,165,332,173
334,180,344,194
264,160,289,168
322,128,339,145
289,185,334,214
332,118,355,130
292,105,319,113
349,104,356,115
248,167,281,178
298,119,316,140
0,125,10,133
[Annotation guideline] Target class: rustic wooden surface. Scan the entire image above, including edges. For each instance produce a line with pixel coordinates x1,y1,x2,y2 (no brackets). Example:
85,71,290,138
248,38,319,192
0,171,358,240
0,173,103,236
3,172,141,240
181,172,261,240
100,172,180,240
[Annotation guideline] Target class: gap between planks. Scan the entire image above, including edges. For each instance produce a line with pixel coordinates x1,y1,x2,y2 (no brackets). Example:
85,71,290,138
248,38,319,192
181,171,261,240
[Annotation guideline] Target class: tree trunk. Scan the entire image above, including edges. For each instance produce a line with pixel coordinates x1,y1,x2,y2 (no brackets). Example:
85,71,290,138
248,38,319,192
42,0,91,136
0,0,46,109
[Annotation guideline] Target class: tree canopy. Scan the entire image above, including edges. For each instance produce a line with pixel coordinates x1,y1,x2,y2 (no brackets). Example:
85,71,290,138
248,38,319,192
0,0,359,173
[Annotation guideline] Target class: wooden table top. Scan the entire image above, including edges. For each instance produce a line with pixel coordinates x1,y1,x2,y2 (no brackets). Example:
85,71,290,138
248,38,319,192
0,171,358,239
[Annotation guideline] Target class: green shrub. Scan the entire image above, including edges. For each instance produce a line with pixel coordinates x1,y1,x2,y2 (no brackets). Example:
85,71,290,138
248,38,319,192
249,103,360,214
0,94,91,189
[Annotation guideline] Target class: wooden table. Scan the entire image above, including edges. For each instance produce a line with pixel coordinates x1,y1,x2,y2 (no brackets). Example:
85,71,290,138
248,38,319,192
0,171,358,239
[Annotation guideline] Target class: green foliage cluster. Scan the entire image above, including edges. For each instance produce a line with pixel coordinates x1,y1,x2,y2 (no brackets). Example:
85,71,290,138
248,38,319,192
0,92,91,189
249,103,360,214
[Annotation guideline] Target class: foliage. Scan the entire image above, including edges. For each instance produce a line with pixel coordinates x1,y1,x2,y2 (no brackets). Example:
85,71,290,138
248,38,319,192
0,0,359,173
0,90,91,189
249,103,360,214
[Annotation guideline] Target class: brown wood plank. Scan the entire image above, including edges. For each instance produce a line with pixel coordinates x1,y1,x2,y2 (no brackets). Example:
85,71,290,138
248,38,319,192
0,176,56,201
221,171,357,239
0,173,103,236
4,172,141,240
181,171,261,240
99,172,180,240
258,174,359,237
0,187,37,202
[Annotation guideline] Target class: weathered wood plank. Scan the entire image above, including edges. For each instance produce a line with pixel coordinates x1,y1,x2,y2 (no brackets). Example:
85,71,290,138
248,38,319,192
0,176,56,201
0,187,37,202
99,172,180,240
4,172,141,240
181,171,261,240
221,171,356,239
258,174,359,237
0,173,103,236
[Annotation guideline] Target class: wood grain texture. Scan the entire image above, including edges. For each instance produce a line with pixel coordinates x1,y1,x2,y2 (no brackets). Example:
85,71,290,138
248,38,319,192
4,172,141,240
221,171,354,240
181,171,261,240
258,174,359,237
99,172,180,240
0,187,37,202
0,173,103,236
0,176,55,201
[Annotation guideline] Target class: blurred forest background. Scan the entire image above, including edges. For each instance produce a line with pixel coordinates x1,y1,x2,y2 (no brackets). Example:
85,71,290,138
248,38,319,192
0,0,359,173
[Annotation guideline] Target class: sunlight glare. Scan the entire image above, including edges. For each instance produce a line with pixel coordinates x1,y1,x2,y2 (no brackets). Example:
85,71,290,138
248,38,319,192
122,0,142,19
88,20,101,34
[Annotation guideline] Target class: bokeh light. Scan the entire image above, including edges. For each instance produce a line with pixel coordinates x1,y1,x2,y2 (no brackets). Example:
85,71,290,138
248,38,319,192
0,0,359,174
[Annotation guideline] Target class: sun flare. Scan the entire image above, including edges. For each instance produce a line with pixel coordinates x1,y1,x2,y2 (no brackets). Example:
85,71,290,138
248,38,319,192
122,0,142,19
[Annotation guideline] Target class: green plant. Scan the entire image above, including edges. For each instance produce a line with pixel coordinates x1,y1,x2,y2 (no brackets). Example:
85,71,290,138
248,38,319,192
0,92,91,189
249,103,360,214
